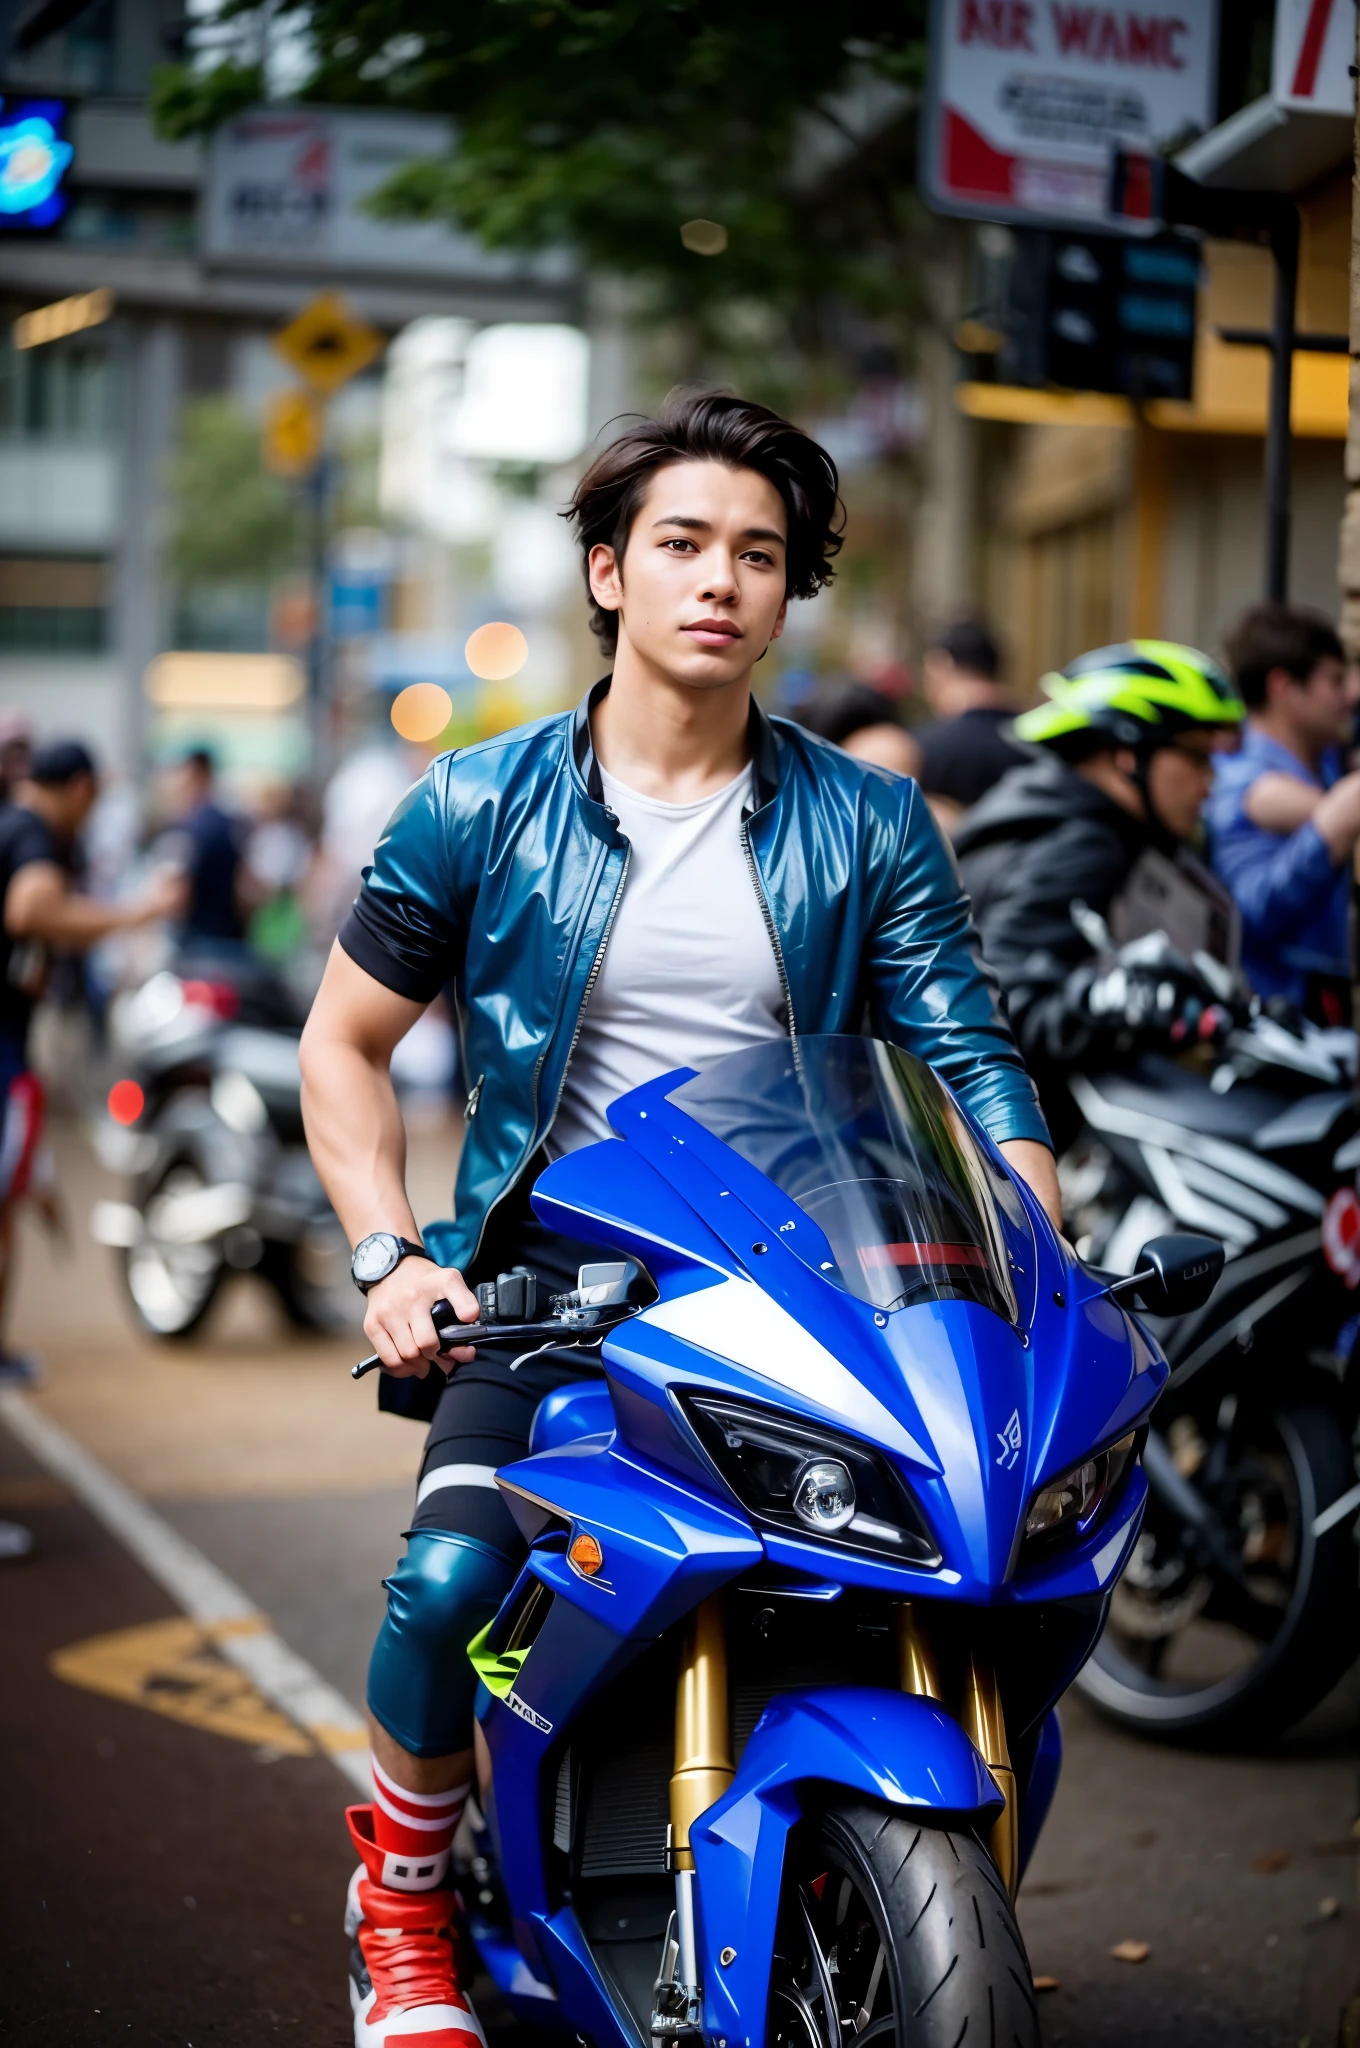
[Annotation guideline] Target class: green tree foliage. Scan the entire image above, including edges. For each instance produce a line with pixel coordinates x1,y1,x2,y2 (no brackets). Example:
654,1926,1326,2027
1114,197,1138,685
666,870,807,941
154,2,929,325
165,396,301,585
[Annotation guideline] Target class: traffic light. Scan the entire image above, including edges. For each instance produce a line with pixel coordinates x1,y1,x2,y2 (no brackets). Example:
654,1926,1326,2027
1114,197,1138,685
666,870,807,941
996,229,1200,402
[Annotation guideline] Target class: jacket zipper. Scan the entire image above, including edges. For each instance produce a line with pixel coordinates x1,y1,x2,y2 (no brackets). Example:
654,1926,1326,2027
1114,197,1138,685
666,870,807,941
553,844,631,1110
741,817,800,1062
465,1073,485,1118
465,837,630,1270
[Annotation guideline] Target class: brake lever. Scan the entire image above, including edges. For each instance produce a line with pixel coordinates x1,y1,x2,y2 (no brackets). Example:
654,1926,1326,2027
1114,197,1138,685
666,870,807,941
351,1299,636,1379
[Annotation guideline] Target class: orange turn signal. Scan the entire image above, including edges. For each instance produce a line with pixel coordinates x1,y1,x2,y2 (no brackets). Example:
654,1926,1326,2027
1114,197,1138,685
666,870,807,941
568,1530,604,1577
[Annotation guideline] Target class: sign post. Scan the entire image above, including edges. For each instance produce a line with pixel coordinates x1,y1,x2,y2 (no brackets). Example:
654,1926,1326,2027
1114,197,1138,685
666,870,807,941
270,294,386,764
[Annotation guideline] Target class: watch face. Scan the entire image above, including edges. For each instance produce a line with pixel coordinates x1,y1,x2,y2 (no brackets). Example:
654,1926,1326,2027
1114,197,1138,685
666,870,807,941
353,1232,399,1286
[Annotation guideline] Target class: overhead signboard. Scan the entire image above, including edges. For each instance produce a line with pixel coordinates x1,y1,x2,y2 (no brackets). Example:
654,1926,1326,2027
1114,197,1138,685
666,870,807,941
922,0,1220,232
1272,0,1353,117
204,107,572,284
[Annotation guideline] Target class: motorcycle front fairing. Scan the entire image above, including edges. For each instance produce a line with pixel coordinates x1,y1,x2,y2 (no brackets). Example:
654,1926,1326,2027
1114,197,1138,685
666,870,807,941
472,1037,1168,2040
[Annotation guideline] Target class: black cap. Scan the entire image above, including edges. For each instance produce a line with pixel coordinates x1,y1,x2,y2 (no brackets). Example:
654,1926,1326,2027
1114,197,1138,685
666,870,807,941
28,738,97,786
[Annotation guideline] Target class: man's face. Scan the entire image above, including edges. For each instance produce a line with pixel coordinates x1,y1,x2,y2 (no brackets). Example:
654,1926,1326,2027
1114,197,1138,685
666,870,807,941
172,760,210,814
50,771,98,837
1276,655,1350,749
588,459,789,690
1144,729,1223,841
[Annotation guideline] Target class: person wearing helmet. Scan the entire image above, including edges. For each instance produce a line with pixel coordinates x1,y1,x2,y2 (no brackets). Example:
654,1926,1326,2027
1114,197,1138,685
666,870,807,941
953,640,1245,1144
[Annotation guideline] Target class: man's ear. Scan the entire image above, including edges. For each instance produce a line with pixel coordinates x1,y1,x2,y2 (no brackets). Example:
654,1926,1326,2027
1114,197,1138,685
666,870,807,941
588,542,623,617
769,597,789,643
1265,664,1299,709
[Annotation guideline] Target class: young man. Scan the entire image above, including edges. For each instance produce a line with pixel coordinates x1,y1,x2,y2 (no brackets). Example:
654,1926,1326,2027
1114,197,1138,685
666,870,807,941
1207,604,1360,1020
299,391,1059,2048
158,747,247,953
954,642,1245,1148
0,740,174,1553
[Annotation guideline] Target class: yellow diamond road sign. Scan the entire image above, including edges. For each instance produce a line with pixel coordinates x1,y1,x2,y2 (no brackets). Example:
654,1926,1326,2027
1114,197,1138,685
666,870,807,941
273,291,384,395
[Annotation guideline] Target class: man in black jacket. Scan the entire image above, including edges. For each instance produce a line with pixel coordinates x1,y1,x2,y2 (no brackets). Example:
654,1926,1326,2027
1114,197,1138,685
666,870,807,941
955,641,1244,1147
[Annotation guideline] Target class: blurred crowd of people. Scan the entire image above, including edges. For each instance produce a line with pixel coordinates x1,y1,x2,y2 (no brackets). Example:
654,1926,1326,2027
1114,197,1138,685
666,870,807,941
0,596,1354,1431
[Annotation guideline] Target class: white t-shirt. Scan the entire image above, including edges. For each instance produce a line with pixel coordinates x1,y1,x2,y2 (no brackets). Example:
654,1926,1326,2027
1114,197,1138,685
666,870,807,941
549,763,787,1156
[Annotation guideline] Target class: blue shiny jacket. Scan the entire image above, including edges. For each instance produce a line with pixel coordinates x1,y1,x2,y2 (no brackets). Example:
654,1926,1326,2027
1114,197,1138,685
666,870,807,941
340,684,1049,1271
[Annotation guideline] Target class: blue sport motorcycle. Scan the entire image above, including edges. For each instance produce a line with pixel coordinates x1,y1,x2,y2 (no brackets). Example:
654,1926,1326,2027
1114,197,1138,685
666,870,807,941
363,1034,1220,2047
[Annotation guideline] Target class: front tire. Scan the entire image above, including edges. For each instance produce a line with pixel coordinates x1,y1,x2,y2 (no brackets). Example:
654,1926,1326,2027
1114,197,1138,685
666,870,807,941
770,1801,1038,2048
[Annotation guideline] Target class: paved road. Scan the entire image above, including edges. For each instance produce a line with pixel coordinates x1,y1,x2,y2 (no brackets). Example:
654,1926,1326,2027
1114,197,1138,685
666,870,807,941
2,1122,1357,2046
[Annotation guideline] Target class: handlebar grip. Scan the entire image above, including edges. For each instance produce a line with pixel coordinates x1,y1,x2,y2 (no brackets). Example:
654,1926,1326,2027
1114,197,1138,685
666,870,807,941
351,1296,481,1380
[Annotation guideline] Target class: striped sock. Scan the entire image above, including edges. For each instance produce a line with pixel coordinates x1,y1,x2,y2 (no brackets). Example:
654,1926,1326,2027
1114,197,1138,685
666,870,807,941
368,1753,470,1892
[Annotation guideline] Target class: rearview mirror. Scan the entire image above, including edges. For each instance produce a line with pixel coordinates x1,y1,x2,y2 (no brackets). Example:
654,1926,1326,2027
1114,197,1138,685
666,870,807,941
1108,1233,1224,1317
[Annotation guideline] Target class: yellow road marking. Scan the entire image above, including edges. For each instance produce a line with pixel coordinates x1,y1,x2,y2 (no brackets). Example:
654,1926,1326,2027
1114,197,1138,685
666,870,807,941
204,1613,269,1640
312,1722,370,1754
50,1617,315,1755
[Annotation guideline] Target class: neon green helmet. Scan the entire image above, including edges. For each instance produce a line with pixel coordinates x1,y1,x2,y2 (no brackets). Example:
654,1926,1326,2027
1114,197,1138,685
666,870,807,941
1013,640,1244,758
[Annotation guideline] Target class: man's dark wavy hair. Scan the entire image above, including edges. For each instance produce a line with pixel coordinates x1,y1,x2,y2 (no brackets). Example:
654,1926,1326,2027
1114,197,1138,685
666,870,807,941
1224,602,1344,708
566,389,844,654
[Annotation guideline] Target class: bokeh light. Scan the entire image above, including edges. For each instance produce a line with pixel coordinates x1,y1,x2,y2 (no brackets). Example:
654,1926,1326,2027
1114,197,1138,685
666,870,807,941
108,1079,145,1126
465,622,529,681
680,219,728,256
391,682,454,743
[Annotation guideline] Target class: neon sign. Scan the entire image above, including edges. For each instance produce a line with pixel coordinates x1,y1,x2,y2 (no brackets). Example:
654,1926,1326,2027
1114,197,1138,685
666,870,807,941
0,99,74,230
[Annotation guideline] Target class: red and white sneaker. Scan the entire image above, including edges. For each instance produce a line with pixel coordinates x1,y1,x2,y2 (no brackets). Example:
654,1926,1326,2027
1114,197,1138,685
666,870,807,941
345,1806,487,2048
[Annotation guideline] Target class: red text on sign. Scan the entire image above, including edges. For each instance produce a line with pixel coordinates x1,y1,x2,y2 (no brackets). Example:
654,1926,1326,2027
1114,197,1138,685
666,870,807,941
959,1,1038,50
1049,7,1188,67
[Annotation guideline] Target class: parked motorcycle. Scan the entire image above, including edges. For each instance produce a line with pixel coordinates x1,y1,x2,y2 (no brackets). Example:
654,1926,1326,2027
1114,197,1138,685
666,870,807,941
360,1033,1219,2043
1056,936,1360,1746
91,963,354,1338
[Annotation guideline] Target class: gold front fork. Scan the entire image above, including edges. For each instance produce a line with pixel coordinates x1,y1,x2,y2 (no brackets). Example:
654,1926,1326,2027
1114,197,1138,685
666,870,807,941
670,1592,734,1868
896,1605,1018,1899
661,1593,733,2030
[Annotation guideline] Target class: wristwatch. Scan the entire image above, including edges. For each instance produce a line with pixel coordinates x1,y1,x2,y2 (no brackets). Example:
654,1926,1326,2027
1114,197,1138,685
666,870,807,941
351,1232,434,1295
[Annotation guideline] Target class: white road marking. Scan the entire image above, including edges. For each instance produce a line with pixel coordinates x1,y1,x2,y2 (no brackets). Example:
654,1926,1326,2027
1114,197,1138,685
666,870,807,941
0,1389,371,1795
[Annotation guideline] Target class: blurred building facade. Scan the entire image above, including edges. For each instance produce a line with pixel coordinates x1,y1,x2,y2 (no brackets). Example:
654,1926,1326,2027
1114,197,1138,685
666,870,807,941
0,0,614,774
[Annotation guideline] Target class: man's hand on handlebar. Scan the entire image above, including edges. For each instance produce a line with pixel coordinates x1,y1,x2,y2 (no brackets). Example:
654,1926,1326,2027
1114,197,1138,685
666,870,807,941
362,1260,480,1378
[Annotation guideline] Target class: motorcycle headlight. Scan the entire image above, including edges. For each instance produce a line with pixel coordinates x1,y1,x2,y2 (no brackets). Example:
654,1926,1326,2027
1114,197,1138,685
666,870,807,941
682,1395,939,1565
1023,1430,1140,1551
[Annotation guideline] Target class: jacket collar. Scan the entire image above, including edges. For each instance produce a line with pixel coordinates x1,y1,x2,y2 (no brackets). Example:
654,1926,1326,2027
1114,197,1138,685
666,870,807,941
571,675,780,810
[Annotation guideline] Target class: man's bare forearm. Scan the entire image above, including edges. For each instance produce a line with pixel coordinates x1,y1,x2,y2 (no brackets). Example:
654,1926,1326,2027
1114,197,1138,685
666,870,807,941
299,1034,418,1248
999,1137,1063,1235
300,945,479,1376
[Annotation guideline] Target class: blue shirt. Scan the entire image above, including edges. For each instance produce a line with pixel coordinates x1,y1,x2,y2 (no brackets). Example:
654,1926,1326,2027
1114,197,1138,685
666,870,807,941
1207,726,1348,1006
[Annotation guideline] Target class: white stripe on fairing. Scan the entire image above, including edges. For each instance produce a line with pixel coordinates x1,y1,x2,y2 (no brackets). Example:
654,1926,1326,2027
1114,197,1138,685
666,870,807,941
371,1754,471,1809
0,1390,372,1795
373,1778,466,1831
415,1462,500,1508
639,1275,928,1462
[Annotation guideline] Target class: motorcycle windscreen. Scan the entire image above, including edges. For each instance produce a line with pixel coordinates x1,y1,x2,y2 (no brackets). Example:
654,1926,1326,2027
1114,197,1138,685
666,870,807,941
668,1035,1020,1321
